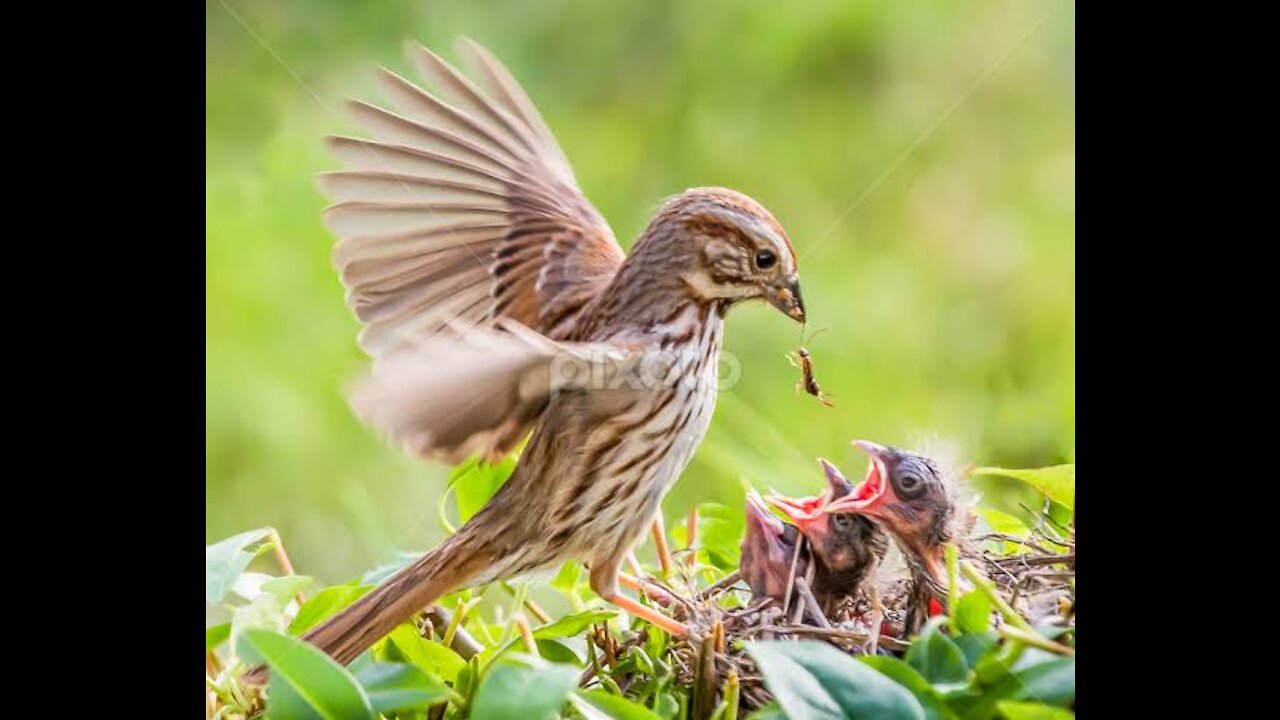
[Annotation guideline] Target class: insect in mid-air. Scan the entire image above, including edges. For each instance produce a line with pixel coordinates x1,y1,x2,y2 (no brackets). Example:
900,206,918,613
787,330,833,407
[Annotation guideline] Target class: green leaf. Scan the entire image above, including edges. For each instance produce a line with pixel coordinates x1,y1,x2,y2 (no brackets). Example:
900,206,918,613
955,632,998,668
670,502,745,569
231,592,287,649
955,591,993,635
289,584,372,635
533,609,617,638
205,527,271,604
536,638,582,666
236,628,374,720
966,658,1075,719
975,507,1028,536
745,640,925,720
452,456,517,522
653,690,681,720
551,561,583,592
262,574,314,602
470,654,578,720
387,624,466,683
354,661,453,714
571,689,664,720
860,656,959,720
745,702,787,720
972,465,1074,510
905,618,969,684
205,623,231,651
996,701,1074,720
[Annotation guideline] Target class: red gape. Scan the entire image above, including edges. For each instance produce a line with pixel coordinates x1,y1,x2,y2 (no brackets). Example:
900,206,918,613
929,598,945,617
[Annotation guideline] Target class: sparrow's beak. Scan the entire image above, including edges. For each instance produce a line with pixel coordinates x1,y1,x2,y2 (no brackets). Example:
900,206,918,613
819,458,855,500
766,275,805,323
744,491,785,538
824,439,895,516
765,492,829,546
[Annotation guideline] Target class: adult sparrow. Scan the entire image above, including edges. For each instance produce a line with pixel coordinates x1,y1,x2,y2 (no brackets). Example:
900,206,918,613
277,39,806,671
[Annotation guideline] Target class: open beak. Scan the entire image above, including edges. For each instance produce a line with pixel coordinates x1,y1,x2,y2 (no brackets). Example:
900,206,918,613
764,492,829,546
819,458,855,500
744,490,786,538
766,275,805,323
823,439,896,516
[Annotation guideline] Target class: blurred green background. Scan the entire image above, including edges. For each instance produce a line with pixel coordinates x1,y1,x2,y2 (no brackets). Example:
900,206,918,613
206,0,1074,585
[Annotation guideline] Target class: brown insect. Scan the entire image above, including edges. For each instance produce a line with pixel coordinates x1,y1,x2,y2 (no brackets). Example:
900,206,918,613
788,345,834,407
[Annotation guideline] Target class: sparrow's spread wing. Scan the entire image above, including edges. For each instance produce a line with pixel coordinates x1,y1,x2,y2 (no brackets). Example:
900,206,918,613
321,39,626,356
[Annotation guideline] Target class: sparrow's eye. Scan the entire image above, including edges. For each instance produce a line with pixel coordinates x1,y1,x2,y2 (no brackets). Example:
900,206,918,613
832,513,852,530
895,471,926,499
755,249,777,270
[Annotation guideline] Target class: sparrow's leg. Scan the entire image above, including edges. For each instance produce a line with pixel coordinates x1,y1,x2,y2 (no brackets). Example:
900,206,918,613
650,514,673,575
617,570,674,607
590,553,688,638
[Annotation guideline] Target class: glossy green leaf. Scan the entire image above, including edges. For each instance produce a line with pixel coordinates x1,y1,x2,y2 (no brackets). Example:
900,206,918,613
354,661,453,714
387,623,467,683
997,701,1074,720
533,608,617,638
262,574,314,602
966,657,1075,719
955,591,993,635
231,592,287,649
955,632,998,668
746,640,924,720
552,561,582,592
236,628,373,720
905,618,968,684
470,654,579,720
746,702,787,720
205,623,231,651
860,656,959,720
571,689,664,720
536,638,583,665
205,527,271,604
288,584,372,635
972,466,1074,510
653,689,681,720
452,456,518,522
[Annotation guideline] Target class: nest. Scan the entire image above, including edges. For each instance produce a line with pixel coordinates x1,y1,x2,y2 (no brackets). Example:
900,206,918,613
582,522,1076,714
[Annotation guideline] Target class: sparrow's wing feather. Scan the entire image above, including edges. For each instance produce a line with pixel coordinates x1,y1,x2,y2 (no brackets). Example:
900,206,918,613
349,321,643,464
320,40,626,357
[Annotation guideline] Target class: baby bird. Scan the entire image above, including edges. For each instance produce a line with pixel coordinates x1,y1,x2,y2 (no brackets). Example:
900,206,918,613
740,490,808,604
767,459,890,617
823,440,967,635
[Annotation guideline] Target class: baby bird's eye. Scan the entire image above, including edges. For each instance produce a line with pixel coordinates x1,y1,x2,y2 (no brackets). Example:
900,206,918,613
832,513,852,530
755,249,777,270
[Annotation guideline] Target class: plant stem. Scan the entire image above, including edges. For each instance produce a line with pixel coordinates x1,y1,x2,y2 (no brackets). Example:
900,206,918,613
444,597,482,650
720,669,740,720
692,630,719,720
946,543,959,629
997,624,1075,656
685,506,700,567
266,528,306,605
960,559,1032,631
652,513,674,576
512,613,539,657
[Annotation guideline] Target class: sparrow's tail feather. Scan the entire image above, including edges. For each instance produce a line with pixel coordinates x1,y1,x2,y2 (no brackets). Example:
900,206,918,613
244,528,494,684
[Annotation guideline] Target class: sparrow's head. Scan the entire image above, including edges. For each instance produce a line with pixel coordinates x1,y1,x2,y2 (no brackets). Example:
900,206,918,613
765,459,886,575
823,440,953,579
741,491,806,601
635,187,803,322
